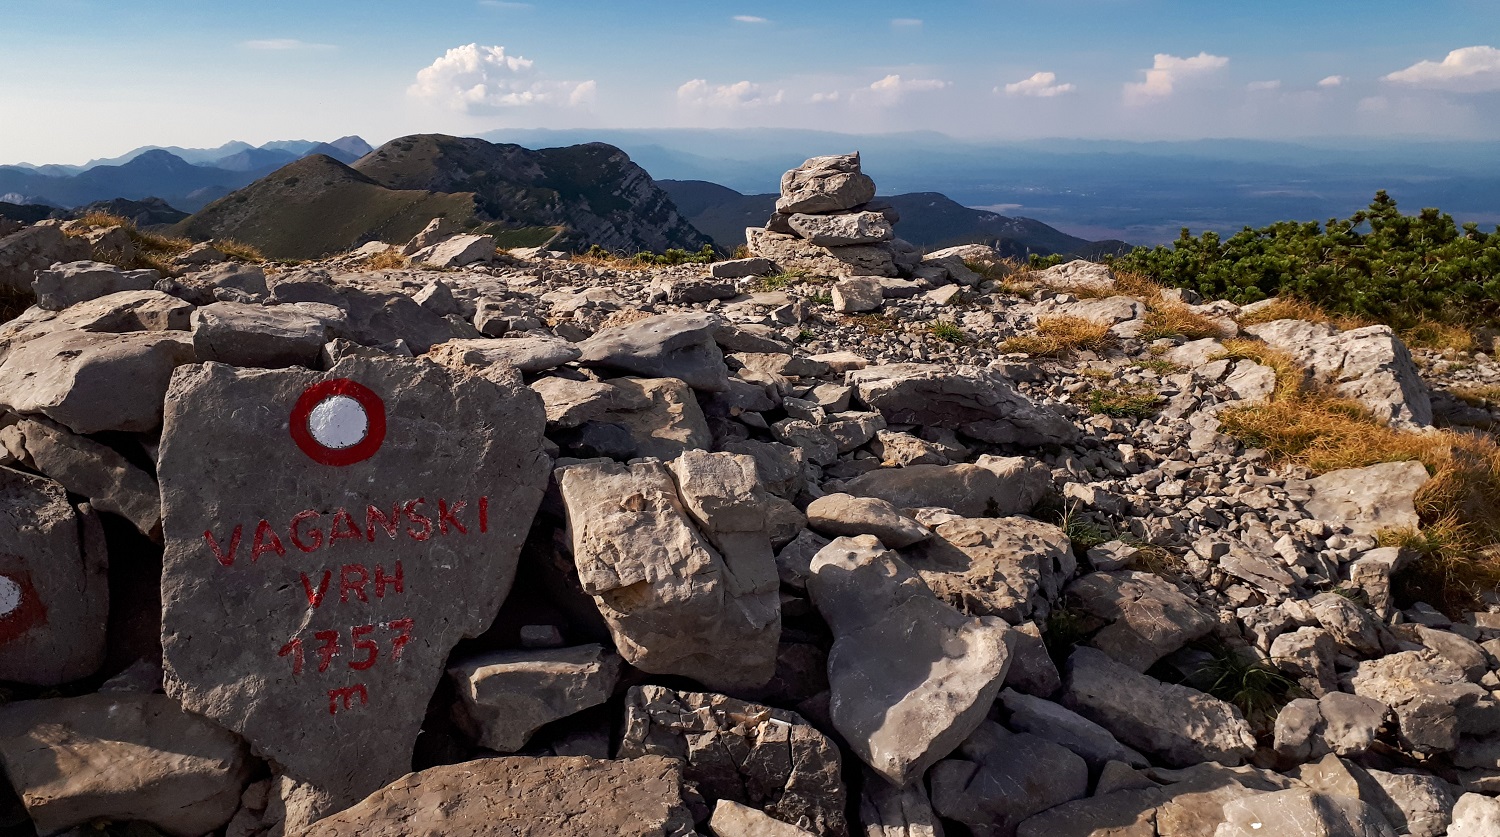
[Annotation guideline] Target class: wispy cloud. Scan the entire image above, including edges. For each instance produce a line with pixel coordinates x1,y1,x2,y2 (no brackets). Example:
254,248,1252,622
732,15,768,23
1247,80,1282,92
678,79,785,108
1124,52,1229,103
870,74,948,94
1318,75,1347,88
241,38,336,51
410,44,595,112
891,18,923,28
1002,72,1075,98
1385,46,1500,92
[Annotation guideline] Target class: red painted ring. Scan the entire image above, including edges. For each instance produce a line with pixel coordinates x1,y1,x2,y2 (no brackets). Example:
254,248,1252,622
289,379,387,467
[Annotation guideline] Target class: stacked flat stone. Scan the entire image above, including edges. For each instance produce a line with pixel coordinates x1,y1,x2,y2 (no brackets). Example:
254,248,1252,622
745,153,916,280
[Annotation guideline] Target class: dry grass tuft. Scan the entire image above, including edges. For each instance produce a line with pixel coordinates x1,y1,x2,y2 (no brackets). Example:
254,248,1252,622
1140,302,1228,341
362,248,409,270
1212,339,1307,402
597,309,654,330
213,239,265,263
1450,386,1500,408
569,250,656,273
70,211,131,229
1403,320,1477,355
1000,315,1118,358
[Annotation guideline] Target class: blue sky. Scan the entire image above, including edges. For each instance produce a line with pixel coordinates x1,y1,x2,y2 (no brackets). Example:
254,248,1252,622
3,0,1500,163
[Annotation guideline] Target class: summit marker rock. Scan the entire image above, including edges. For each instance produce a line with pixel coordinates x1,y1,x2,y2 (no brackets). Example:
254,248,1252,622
158,355,549,811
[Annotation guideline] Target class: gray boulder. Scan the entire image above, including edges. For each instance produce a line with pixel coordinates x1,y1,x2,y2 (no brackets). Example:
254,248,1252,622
711,257,778,279
429,336,582,374
578,312,730,391
1063,647,1257,768
860,770,944,837
1068,571,1214,671
32,260,157,311
7,417,161,536
0,328,195,433
808,535,1015,786
776,153,878,215
712,800,819,837
832,276,885,313
620,685,846,836
0,223,91,295
1246,319,1431,427
448,645,621,753
409,233,495,268
1213,788,1395,837
401,217,458,256
930,721,1089,837
1030,260,1116,293
746,229,899,279
0,693,251,837
1349,650,1500,754
0,466,108,685
556,459,779,691
790,211,895,247
192,301,331,368
909,516,1075,624
806,493,931,548
1305,460,1429,536
302,756,698,837
849,364,1078,446
840,456,1054,519
1450,793,1500,837
1000,688,1149,769
158,356,549,810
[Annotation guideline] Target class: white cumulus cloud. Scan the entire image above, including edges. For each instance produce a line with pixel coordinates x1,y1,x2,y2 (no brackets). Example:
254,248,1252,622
678,79,785,108
1385,46,1500,92
1318,75,1347,88
1002,71,1075,97
1124,52,1229,103
809,91,842,104
870,74,950,95
733,15,768,23
242,38,335,50
409,44,595,112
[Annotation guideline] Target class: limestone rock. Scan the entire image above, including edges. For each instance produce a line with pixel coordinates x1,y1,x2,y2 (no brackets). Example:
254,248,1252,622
1349,650,1499,754
808,535,1015,786
601,376,713,460
930,721,1089,837
1247,319,1431,427
429,336,582,374
158,356,549,809
557,459,779,691
713,800,818,837
860,770,943,837
711,257,777,279
790,211,895,247
0,328,195,433
1213,788,1396,837
776,153,878,215
1449,793,1500,837
669,449,785,601
1031,260,1116,293
0,466,108,685
409,233,495,268
32,260,157,311
849,364,1079,446
1016,788,1163,837
532,375,649,428
840,456,1053,519
806,493,931,548
909,517,1075,623
0,693,250,837
1361,769,1455,837
578,312,730,391
8,417,161,536
1069,571,1214,671
746,229,899,279
0,223,91,295
192,301,331,368
1000,688,1149,769
620,685,846,836
448,644,621,753
833,276,885,313
1305,461,1429,536
1063,647,1257,768
1319,691,1390,757
401,217,458,256
302,756,698,837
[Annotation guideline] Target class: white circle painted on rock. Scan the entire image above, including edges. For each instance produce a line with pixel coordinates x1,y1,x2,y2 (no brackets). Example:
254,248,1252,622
307,395,370,450
0,576,22,619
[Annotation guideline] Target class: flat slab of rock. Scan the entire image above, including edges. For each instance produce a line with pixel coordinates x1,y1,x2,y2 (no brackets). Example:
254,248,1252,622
1030,260,1117,293
0,328,195,433
33,260,158,311
158,356,549,809
790,211,894,247
620,685,847,836
746,229,898,279
0,466,108,685
0,693,250,837
409,233,496,268
1068,571,1215,671
1247,319,1431,427
448,644,621,752
807,493,930,548
711,257,777,279
840,456,1053,519
776,153,877,215
849,364,1078,446
0,224,90,295
430,336,582,374
712,800,818,837
1063,647,1257,768
556,459,779,691
1305,460,1429,536
8,417,161,536
930,721,1089,837
302,756,698,837
578,312,730,391
191,301,330,368
1215,788,1396,837
809,535,1015,787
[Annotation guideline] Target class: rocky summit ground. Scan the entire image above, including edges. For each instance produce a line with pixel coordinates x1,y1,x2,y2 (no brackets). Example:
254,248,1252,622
0,154,1498,837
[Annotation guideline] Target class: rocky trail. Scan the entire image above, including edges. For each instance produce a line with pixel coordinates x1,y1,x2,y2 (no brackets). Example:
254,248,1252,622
0,153,1497,836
